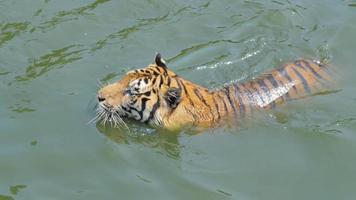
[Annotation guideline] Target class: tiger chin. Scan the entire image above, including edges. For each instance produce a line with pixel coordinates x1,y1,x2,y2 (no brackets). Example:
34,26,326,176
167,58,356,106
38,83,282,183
96,53,334,131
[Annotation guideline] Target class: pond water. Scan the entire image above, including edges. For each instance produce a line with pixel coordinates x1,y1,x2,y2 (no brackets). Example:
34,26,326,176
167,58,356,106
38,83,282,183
1,0,356,199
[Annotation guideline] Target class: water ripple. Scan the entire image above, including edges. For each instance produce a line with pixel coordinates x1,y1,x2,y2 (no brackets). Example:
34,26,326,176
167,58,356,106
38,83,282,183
37,0,110,31
89,1,211,52
15,45,86,82
168,36,267,77
96,123,182,159
167,39,246,63
90,12,170,52
0,22,29,47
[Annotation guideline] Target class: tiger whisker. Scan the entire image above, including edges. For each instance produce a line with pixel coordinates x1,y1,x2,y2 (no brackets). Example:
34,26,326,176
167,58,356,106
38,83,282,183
88,114,100,124
99,108,109,126
102,114,109,126
96,107,106,117
88,106,106,124
92,104,130,131
113,111,130,131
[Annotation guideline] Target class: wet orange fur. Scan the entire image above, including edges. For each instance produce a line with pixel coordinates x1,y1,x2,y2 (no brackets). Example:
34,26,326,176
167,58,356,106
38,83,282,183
98,57,334,131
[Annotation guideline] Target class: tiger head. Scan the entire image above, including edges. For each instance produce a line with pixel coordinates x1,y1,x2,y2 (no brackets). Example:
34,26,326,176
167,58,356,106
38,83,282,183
96,54,182,128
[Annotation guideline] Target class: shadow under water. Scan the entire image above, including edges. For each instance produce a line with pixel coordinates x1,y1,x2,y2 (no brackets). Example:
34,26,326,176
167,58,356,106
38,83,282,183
95,121,182,159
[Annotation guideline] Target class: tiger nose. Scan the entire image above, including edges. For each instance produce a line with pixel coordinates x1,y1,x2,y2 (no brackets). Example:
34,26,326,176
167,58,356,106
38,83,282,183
97,96,106,102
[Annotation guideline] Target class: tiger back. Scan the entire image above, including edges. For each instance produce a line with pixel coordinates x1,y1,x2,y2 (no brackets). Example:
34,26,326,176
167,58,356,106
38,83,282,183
96,54,336,130
222,59,335,114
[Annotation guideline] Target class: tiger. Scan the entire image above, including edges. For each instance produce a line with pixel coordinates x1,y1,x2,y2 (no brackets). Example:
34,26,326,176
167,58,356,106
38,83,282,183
95,53,335,131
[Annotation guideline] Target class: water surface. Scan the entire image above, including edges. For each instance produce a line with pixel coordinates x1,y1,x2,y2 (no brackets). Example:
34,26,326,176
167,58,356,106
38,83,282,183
1,0,356,199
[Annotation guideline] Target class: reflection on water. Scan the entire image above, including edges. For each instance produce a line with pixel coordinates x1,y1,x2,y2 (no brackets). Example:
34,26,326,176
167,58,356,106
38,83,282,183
96,122,182,159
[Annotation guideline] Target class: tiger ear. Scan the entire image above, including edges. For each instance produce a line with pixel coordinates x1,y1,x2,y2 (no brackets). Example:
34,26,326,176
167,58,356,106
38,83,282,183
164,87,181,109
155,53,167,68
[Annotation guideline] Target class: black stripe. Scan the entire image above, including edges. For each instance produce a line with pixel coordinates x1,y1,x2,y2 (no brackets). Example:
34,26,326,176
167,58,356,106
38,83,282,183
257,79,271,100
292,67,311,94
177,78,195,107
294,60,307,70
167,76,171,87
266,74,279,88
158,75,164,88
242,84,257,108
185,108,198,125
128,106,140,119
257,79,275,108
131,98,138,104
138,97,150,121
295,60,326,88
161,66,168,75
266,75,280,108
237,84,255,114
277,67,298,94
153,71,159,76
193,89,208,105
212,95,221,121
121,105,130,113
223,86,237,116
144,98,160,124
155,66,162,73
175,78,181,90
176,78,200,123
143,91,151,96
218,93,228,115
194,89,215,122
156,65,168,75
233,83,245,115
300,60,327,90
277,67,292,81
301,60,323,79
250,83,266,107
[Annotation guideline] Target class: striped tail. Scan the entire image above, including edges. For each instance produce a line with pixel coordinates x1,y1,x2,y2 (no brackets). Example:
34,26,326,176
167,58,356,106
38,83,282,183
225,59,335,114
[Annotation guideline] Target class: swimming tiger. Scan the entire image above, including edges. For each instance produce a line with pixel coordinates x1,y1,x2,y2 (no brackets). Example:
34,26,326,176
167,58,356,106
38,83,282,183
96,53,335,130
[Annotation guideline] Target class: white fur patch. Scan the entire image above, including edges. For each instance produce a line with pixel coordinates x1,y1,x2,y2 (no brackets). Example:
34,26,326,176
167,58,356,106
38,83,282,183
160,58,166,65
129,78,150,94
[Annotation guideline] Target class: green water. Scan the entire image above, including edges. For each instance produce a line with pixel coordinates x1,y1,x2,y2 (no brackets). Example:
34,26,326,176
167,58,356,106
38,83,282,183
1,0,356,199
